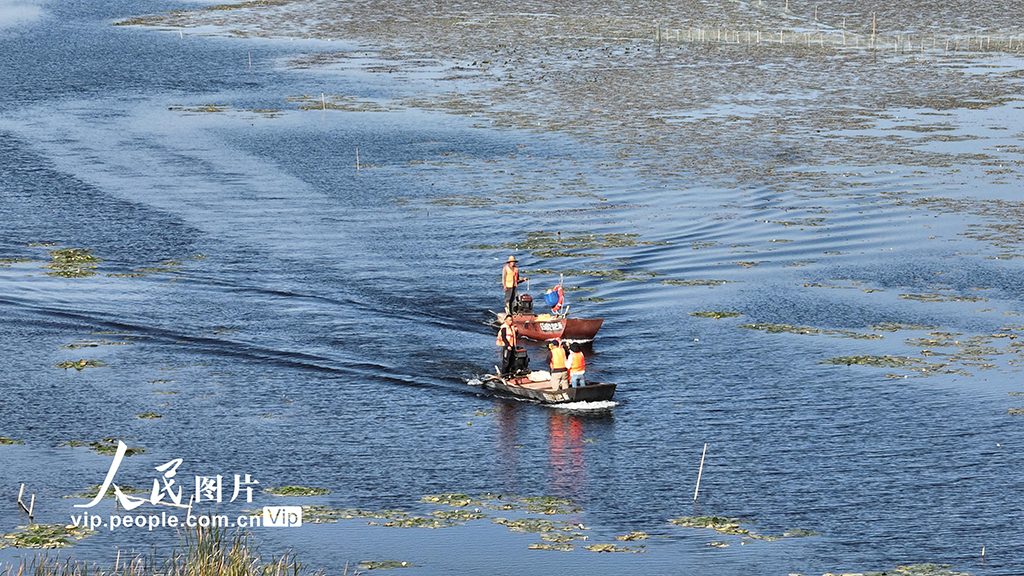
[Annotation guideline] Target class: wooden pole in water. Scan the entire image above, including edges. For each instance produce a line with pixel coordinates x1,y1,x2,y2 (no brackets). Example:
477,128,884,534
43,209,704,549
693,443,707,502
356,148,360,172
871,13,876,49
248,52,252,69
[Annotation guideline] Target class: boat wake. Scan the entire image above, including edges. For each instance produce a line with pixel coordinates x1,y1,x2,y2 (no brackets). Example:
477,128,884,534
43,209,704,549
552,400,617,411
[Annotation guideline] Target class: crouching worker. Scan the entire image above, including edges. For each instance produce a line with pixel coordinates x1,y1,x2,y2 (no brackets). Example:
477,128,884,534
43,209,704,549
548,340,569,390
567,342,586,387
496,315,518,377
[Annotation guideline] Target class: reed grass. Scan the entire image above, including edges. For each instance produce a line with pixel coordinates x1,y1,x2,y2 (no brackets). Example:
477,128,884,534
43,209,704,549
0,524,322,576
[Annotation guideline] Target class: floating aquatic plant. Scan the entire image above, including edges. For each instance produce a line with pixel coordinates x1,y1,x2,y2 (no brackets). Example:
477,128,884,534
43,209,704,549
0,437,23,445
689,311,742,319
615,531,649,541
740,323,882,339
54,360,108,370
583,543,645,553
43,248,101,278
60,339,133,349
662,278,732,286
669,516,750,535
58,438,145,456
358,560,419,570
265,486,331,496
528,542,574,551
1,524,96,549
136,412,162,419
862,564,971,576
899,293,989,303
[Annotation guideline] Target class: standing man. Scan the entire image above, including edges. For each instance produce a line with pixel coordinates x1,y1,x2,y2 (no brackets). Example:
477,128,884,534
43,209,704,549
567,342,586,388
548,340,569,390
496,315,518,377
502,255,522,316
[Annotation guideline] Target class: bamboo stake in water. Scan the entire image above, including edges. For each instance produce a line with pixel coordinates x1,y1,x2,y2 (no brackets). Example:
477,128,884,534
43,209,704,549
693,443,707,502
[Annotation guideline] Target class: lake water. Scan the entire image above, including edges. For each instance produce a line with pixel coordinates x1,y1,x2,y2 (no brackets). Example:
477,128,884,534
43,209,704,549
1,1,1023,574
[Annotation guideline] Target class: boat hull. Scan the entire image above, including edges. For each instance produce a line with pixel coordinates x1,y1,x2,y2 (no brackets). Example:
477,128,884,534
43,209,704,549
497,314,604,341
481,372,616,404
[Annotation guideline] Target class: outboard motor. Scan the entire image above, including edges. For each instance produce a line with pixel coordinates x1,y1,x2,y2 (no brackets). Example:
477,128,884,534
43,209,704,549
511,347,530,375
516,294,534,314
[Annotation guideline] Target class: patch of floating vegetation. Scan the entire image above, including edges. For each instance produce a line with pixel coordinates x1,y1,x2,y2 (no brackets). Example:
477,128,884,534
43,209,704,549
358,560,419,570
615,531,650,541
669,516,751,535
136,412,162,419
43,248,101,278
0,256,32,267
761,217,826,227
55,359,108,370
782,528,820,537
670,516,817,543
1007,408,1024,415
61,339,133,349
784,260,817,267
899,293,989,303
58,438,145,456
1,524,96,548
861,564,971,576
819,355,968,376
423,493,581,514
497,231,669,258
265,486,331,496
154,390,182,395
528,542,574,551
662,278,733,287
525,268,660,282
0,437,24,445
370,517,460,529
739,323,883,339
297,505,410,524
564,285,595,292
583,543,646,553
689,311,742,319
288,93,396,113
578,296,615,302
492,517,588,540
869,322,939,332
168,104,229,114
64,485,148,499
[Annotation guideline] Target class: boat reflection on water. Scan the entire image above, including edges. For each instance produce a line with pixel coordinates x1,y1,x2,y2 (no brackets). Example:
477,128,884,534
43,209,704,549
492,402,594,497
547,411,586,494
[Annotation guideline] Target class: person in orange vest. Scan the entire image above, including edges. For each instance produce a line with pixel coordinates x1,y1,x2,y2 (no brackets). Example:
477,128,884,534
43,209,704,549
567,342,586,387
496,315,518,376
501,255,527,316
548,340,569,390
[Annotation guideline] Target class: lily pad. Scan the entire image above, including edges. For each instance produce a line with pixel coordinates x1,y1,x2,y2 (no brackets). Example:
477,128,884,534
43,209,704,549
0,437,24,445
136,412,162,419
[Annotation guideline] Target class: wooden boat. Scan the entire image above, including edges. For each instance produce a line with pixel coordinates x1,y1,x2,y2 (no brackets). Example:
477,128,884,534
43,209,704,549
480,370,616,404
494,312,604,342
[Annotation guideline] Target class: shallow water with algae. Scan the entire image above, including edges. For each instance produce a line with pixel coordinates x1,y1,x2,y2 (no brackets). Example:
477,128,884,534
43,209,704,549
1,0,1024,574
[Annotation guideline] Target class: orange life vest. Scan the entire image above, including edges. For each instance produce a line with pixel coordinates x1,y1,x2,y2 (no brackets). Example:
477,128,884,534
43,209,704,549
549,346,567,371
496,323,517,347
502,263,519,289
568,351,585,372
